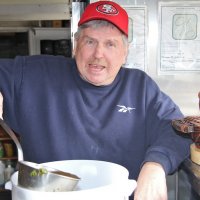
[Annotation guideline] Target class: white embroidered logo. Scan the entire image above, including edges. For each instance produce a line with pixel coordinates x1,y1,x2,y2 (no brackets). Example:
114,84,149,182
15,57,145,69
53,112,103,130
97,3,118,15
117,105,135,113
102,5,115,13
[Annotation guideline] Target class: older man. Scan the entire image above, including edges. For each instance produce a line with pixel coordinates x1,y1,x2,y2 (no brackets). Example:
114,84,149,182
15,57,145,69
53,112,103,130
0,1,191,199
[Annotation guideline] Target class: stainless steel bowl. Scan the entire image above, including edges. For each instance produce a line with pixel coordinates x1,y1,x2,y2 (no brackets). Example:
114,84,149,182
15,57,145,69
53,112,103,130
18,161,80,192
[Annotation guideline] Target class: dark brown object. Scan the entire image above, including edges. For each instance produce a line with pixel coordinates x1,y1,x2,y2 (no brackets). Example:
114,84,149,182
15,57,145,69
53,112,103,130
172,116,200,148
172,92,200,149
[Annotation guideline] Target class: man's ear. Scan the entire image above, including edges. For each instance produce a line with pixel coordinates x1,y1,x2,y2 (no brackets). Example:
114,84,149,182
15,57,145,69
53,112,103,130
123,44,129,65
72,42,77,58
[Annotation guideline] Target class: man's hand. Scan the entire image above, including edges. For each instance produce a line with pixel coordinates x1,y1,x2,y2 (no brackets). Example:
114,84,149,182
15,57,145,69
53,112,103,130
134,162,167,200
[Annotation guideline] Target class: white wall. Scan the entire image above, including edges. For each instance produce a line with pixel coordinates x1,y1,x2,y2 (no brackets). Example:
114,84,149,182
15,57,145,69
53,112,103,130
0,0,71,4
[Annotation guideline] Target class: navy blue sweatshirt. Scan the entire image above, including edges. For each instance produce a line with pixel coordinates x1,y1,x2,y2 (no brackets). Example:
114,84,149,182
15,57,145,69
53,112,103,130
0,55,191,179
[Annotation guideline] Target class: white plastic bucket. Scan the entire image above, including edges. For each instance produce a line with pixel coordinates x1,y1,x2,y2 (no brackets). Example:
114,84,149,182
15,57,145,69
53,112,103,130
9,160,137,200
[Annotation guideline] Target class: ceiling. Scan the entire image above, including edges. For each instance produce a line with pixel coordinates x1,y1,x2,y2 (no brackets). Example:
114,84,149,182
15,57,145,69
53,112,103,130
0,0,71,5
0,1,72,21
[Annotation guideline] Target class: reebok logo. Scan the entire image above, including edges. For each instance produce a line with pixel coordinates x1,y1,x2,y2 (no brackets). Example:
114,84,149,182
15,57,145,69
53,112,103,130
117,105,135,113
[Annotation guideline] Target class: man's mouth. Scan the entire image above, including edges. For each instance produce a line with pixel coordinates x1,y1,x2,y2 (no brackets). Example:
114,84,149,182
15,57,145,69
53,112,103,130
88,64,105,72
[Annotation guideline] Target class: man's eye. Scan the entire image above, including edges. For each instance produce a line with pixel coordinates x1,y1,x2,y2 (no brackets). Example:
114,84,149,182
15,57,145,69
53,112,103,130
107,42,115,48
86,39,94,45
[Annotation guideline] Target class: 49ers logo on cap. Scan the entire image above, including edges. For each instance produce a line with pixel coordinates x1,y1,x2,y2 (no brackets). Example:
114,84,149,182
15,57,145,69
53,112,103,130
96,3,118,15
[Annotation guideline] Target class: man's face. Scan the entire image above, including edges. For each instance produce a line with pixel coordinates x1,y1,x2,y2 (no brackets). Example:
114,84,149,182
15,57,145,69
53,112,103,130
74,25,128,86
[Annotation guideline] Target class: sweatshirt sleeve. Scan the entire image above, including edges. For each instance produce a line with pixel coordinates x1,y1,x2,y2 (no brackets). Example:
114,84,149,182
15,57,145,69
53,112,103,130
0,57,23,131
143,76,192,174
0,58,15,92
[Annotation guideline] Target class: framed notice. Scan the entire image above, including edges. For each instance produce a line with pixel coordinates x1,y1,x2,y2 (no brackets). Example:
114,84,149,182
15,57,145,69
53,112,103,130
123,6,147,71
158,1,200,74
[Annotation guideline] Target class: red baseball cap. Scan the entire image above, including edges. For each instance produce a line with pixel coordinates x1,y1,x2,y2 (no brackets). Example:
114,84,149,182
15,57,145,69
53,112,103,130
78,1,128,36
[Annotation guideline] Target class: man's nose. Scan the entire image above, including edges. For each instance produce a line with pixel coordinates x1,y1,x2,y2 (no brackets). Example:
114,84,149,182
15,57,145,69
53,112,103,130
93,44,104,58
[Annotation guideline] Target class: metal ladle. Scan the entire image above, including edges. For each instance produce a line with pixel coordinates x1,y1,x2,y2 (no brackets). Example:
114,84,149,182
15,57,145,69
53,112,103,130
0,118,80,192
0,119,23,161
